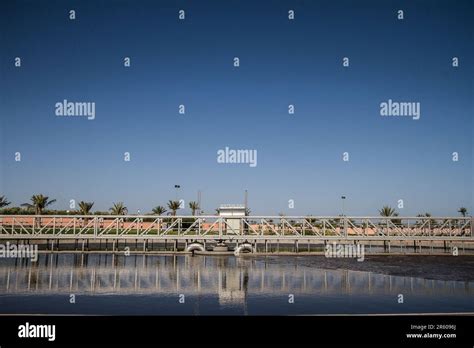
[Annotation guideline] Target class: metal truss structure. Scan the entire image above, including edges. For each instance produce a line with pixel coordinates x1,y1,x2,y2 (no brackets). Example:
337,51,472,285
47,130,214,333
0,215,472,241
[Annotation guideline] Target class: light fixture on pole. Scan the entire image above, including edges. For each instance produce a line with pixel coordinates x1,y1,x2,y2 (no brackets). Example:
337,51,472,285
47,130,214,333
174,185,181,201
341,196,346,216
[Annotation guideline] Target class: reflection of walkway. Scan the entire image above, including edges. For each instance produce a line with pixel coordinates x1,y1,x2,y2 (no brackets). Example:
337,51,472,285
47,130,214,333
0,255,472,300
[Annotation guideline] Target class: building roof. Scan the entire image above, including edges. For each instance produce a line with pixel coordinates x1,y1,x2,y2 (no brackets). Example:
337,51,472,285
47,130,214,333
219,204,245,210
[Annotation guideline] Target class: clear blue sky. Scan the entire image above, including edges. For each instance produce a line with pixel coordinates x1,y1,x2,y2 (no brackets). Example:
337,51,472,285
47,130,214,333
1,0,472,216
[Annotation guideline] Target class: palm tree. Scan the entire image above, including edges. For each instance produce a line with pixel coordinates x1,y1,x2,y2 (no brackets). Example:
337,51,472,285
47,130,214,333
21,194,56,229
78,201,94,215
378,205,402,226
21,194,56,215
378,206,398,217
188,201,200,216
78,201,94,227
0,195,10,208
152,206,167,215
458,207,468,217
167,200,181,216
110,202,128,215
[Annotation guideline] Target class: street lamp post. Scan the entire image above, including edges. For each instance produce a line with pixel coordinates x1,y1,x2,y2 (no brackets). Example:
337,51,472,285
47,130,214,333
174,185,181,201
341,196,346,216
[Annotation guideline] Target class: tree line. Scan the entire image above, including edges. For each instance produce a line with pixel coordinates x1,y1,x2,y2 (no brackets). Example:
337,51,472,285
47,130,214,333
0,195,469,217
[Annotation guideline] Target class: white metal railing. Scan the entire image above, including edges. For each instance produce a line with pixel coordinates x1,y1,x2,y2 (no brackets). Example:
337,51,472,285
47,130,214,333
0,215,472,239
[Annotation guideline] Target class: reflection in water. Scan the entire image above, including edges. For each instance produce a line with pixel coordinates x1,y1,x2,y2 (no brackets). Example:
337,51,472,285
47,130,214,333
0,254,473,315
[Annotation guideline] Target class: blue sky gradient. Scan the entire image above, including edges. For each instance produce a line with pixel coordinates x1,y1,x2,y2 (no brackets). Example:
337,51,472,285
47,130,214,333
1,0,472,216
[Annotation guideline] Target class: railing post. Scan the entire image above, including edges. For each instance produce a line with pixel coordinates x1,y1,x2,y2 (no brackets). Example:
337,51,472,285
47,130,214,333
471,217,473,237
219,217,223,239
343,217,348,237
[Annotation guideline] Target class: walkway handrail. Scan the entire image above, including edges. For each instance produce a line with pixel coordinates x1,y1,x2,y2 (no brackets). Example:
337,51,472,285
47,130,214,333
0,215,471,239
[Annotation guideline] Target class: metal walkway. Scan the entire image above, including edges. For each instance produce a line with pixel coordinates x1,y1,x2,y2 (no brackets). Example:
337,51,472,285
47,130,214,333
0,215,472,241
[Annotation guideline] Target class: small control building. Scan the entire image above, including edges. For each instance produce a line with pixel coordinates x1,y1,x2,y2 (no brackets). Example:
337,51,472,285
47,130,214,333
218,204,246,234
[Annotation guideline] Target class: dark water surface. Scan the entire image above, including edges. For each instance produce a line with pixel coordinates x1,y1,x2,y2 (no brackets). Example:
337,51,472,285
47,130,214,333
0,254,472,315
